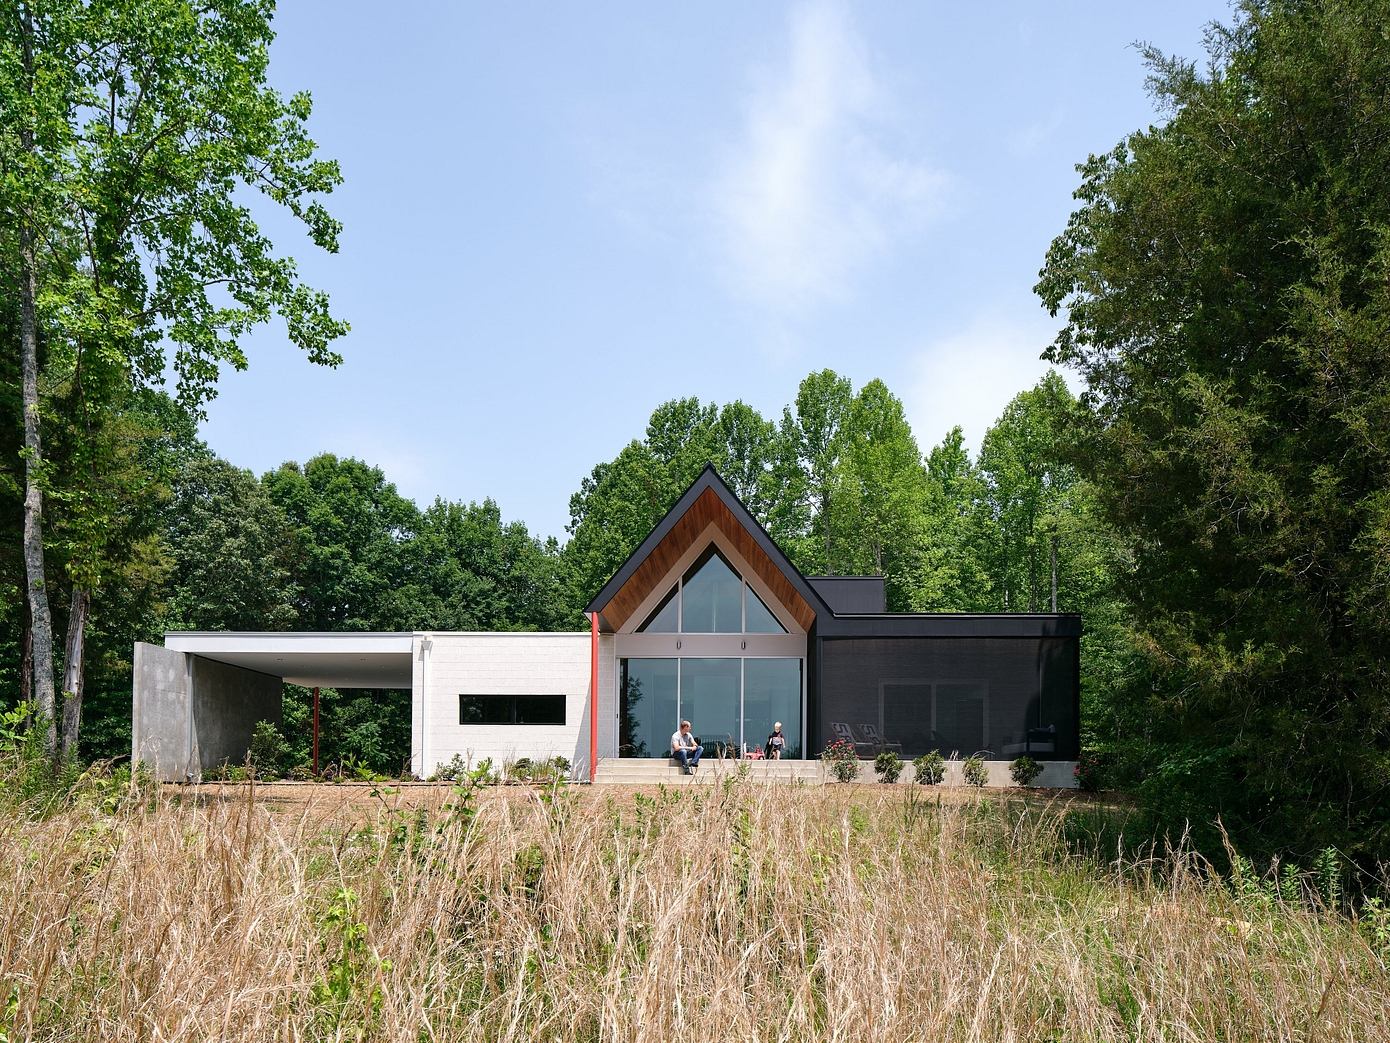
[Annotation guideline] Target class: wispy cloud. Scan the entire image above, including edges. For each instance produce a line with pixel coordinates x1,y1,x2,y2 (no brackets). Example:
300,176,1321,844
903,312,1071,455
712,0,946,315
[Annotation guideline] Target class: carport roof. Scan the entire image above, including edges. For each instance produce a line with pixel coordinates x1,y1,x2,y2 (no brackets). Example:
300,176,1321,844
163,631,415,689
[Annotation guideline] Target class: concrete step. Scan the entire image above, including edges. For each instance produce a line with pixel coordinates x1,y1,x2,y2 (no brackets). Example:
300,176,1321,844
594,758,823,785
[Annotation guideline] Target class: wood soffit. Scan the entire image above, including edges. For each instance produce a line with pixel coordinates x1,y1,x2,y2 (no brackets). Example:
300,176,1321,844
601,488,815,633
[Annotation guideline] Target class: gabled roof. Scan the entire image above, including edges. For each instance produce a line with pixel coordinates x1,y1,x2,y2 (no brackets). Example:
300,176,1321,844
585,464,831,633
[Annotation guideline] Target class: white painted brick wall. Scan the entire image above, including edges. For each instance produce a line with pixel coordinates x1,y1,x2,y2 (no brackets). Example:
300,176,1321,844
420,633,592,779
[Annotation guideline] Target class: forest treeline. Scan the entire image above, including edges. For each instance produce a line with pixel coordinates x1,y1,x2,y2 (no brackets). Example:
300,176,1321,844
5,0,1390,868
0,367,1119,776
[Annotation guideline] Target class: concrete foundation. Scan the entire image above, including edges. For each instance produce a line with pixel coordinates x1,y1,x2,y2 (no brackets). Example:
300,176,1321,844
132,641,283,781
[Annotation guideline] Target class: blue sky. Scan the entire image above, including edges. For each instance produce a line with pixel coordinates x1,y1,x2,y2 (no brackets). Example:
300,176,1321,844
200,0,1230,539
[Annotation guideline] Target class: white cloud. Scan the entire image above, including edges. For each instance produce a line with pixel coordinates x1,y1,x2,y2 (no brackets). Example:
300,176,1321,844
712,0,946,315
903,313,1074,456
1008,108,1065,157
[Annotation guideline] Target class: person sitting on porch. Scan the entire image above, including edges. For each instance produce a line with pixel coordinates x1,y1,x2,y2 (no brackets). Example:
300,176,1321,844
765,722,786,760
671,720,703,774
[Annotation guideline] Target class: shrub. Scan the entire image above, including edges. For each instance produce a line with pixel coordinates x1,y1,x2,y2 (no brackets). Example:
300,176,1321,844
913,751,945,785
1074,748,1106,792
248,720,291,778
962,755,988,788
873,751,903,784
1010,755,1042,787
429,754,468,782
820,739,860,783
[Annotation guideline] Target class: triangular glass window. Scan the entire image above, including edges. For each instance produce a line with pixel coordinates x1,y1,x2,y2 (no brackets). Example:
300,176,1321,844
744,585,788,633
680,547,742,633
636,585,679,633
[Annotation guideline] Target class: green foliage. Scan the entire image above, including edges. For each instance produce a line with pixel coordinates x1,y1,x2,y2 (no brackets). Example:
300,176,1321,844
1009,755,1042,787
247,720,291,779
311,888,390,1036
1036,0,1390,866
820,739,860,783
962,756,987,788
161,457,298,631
873,751,903,784
913,751,945,786
0,702,29,753
1360,898,1390,962
1312,847,1343,910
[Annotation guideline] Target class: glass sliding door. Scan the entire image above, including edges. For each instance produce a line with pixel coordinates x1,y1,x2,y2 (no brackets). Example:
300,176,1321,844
742,658,802,758
679,658,742,757
619,656,805,758
620,658,678,758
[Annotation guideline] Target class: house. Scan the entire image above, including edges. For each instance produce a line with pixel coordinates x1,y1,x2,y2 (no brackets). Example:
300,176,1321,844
132,464,1080,784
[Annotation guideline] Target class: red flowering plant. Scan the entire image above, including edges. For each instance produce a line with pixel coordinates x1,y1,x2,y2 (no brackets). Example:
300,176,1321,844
1074,749,1105,792
820,738,861,783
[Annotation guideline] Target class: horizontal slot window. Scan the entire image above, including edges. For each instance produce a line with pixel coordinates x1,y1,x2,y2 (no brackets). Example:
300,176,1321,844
459,694,565,726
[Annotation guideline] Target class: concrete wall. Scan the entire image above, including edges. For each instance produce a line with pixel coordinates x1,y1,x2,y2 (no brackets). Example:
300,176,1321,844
132,642,192,780
189,656,282,775
132,643,283,781
420,633,593,780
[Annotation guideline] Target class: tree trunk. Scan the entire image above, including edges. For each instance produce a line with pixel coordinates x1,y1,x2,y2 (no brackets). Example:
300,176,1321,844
18,3,58,760
19,598,33,708
59,587,90,762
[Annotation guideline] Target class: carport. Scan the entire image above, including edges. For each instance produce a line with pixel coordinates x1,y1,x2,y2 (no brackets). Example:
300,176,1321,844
132,632,416,781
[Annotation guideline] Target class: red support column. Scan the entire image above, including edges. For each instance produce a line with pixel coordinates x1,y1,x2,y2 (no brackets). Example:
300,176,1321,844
589,612,599,782
312,685,320,776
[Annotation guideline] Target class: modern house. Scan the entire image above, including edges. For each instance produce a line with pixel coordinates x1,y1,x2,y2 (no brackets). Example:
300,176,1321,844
132,464,1080,784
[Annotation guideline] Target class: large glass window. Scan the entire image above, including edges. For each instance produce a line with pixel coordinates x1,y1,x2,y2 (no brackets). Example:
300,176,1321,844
620,659,678,757
634,544,792,634
619,656,803,758
638,586,679,632
681,549,742,632
744,586,787,634
742,658,802,757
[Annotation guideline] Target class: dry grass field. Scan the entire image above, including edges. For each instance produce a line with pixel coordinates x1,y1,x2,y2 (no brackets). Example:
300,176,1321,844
1,778,1387,1042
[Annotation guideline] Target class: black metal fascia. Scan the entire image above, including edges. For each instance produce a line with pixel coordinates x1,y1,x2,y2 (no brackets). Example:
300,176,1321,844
816,612,1083,639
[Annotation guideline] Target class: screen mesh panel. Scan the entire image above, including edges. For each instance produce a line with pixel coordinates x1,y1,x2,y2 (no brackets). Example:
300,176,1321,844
817,637,1077,759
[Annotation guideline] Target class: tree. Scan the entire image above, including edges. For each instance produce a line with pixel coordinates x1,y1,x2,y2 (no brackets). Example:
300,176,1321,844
1035,0,1390,862
916,427,994,612
565,396,802,600
780,370,852,573
977,372,1081,612
390,498,577,632
1,0,346,758
828,379,929,607
161,457,298,632
264,455,414,633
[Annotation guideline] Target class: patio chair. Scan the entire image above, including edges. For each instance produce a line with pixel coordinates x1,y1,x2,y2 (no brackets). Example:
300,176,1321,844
830,721,877,758
858,722,903,757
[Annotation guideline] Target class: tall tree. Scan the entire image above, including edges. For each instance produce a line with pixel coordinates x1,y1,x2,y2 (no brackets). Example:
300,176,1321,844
1036,0,1390,861
781,370,852,573
161,457,298,632
828,379,928,606
916,427,994,612
264,455,415,632
977,371,1081,612
1,0,346,758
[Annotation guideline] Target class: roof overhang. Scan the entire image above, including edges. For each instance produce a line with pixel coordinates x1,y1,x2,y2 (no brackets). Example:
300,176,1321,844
815,613,1083,639
163,631,415,688
584,465,830,633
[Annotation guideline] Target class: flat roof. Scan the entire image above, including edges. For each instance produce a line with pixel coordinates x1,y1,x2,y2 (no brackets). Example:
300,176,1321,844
164,631,415,688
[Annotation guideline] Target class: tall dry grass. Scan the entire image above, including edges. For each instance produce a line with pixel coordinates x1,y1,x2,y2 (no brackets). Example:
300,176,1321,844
0,780,1386,1041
